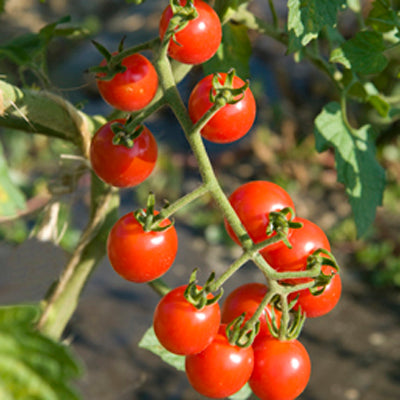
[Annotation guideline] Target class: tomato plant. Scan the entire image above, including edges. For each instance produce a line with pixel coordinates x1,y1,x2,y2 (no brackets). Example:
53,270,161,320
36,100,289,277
12,0,400,396
89,119,157,188
288,266,342,318
185,324,254,398
224,181,295,251
188,72,256,143
96,53,158,111
249,337,311,400
262,217,331,273
153,285,220,355
107,211,178,283
159,0,222,65
221,282,281,340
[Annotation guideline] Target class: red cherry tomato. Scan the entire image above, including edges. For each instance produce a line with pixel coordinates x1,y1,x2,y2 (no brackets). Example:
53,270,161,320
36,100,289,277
221,283,281,340
288,265,342,318
159,0,222,64
153,285,220,355
249,337,311,400
263,217,331,273
185,324,254,398
224,181,295,252
96,53,158,111
107,211,177,283
188,72,256,143
90,119,157,188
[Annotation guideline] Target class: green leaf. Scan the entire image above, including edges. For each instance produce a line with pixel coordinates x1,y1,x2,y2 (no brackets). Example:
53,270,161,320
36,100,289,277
341,70,390,116
314,102,386,237
0,142,26,217
229,383,252,399
202,22,252,80
0,305,82,400
0,16,87,67
0,0,6,13
138,327,185,371
347,0,361,12
366,0,400,32
330,31,388,75
287,0,347,53
214,0,249,24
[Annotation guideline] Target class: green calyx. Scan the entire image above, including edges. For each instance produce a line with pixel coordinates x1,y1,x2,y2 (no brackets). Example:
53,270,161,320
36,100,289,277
266,207,301,249
90,40,127,81
210,69,249,106
267,296,306,341
184,269,223,310
165,0,199,45
111,121,144,149
226,314,260,348
306,248,340,295
134,193,175,233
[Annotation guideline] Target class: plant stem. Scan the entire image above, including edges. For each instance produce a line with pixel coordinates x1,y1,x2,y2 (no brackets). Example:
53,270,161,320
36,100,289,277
268,0,279,29
211,252,253,291
157,183,209,221
36,175,119,339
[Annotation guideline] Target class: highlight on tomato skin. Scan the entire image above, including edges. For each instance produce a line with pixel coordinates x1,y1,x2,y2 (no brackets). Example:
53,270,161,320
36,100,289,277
153,285,221,355
159,0,222,65
107,211,178,283
89,119,158,188
185,324,254,399
188,72,256,143
249,337,311,400
96,53,158,112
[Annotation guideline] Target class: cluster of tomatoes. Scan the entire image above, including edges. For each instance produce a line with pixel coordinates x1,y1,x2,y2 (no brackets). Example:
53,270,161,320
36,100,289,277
152,180,342,400
88,1,342,399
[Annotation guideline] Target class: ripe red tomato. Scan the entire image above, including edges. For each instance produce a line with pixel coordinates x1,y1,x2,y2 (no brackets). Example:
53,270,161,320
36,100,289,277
288,265,342,318
188,72,256,143
249,337,311,400
224,181,295,252
262,217,331,274
221,283,281,340
159,0,222,64
90,119,157,187
96,53,158,111
185,324,254,398
153,285,220,355
107,211,177,283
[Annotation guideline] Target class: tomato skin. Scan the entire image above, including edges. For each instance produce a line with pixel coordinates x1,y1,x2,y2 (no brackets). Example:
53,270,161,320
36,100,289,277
96,53,158,111
185,324,254,398
221,283,281,340
159,0,222,64
263,217,331,274
90,119,157,188
107,211,177,283
288,265,342,318
153,285,220,355
224,181,295,252
188,73,256,143
249,337,311,400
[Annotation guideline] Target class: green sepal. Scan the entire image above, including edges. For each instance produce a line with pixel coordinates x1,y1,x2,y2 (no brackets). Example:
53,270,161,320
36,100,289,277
209,69,249,105
133,193,175,233
183,269,223,309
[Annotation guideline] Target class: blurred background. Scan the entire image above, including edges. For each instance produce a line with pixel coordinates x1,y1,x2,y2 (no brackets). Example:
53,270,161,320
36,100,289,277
0,0,400,399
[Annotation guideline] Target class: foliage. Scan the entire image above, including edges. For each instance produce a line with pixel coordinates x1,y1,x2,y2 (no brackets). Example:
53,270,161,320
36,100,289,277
0,305,81,400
